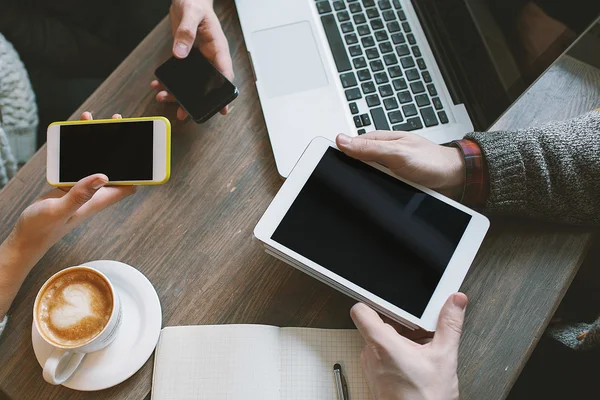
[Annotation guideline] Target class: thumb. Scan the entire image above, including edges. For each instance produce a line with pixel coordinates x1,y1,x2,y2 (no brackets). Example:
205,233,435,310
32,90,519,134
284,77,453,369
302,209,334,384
173,10,203,58
59,174,108,215
336,134,397,165
432,293,468,352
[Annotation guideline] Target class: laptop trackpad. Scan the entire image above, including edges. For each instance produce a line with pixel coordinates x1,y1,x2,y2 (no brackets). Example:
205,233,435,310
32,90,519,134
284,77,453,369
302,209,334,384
252,22,329,98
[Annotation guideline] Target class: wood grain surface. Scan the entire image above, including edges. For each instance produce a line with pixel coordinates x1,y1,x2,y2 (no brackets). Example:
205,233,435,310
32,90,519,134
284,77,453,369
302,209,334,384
0,1,599,399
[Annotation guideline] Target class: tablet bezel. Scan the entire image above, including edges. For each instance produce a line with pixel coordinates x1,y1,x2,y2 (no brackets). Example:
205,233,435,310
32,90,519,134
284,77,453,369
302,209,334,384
254,137,489,331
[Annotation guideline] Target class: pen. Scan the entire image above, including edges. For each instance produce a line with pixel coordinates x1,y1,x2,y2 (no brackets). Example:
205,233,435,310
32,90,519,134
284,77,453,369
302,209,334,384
333,363,349,400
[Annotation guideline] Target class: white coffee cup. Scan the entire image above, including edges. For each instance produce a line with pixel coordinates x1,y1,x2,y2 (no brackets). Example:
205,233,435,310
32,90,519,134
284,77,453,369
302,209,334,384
33,266,122,385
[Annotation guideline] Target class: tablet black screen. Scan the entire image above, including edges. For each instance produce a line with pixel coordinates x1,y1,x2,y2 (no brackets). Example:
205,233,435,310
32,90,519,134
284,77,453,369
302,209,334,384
271,148,472,317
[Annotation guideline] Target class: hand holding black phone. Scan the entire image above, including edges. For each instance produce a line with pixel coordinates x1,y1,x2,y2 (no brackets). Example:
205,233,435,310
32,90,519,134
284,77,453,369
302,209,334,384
155,49,238,123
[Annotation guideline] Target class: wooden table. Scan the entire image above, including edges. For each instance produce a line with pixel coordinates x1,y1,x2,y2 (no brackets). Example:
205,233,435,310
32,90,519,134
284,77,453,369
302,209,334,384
1,2,599,399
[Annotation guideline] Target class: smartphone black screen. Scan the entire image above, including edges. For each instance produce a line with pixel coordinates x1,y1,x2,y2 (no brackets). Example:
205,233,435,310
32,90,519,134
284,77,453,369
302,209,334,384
154,49,238,122
271,148,472,317
59,121,153,182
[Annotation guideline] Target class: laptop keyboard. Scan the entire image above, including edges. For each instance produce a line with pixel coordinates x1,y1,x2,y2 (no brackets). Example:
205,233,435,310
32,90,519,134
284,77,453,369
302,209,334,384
316,0,449,134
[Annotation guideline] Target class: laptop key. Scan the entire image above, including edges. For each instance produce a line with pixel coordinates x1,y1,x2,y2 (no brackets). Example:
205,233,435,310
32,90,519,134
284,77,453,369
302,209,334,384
388,110,403,123
333,1,346,11
349,2,362,13
382,10,395,21
379,41,393,53
422,70,432,83
397,90,412,104
349,45,362,56
410,81,425,94
391,33,406,44
400,56,415,68
374,72,389,84
363,0,375,6
357,24,371,36
371,19,384,30
392,0,402,9
370,107,390,130
358,128,367,135
361,113,372,126
345,88,362,101
362,81,376,94
383,54,397,66
397,10,407,20
402,22,411,32
387,21,401,32
345,33,358,45
417,58,427,70
388,65,402,77
316,1,332,14
375,30,389,42
402,103,417,116
427,83,437,96
366,94,381,107
361,36,376,47
354,57,367,69
366,8,380,19
379,0,392,10
392,77,407,90
354,115,363,127
412,46,421,57
415,93,430,107
338,11,351,22
420,107,439,127
432,97,443,110
366,48,379,59
341,22,354,33
392,117,423,131
350,102,359,114
395,44,409,56
353,13,367,24
370,60,384,71
321,15,352,72
379,84,394,97
407,33,416,44
383,97,399,110
438,110,449,124
357,69,372,81
340,72,358,88
405,68,419,81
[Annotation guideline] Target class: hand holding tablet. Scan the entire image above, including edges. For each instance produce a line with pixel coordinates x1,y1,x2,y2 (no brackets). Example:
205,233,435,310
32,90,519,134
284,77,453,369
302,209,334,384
254,137,489,331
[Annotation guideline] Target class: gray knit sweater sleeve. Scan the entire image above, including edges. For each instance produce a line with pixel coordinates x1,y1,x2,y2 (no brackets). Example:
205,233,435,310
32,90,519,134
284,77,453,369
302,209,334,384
465,110,600,225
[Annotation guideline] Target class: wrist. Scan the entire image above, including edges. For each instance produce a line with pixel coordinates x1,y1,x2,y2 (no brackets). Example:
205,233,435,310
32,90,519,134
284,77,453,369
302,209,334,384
439,146,466,199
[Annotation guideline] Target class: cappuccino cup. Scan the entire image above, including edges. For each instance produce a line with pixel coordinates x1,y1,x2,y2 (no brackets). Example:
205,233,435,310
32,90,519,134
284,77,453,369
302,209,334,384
33,266,122,385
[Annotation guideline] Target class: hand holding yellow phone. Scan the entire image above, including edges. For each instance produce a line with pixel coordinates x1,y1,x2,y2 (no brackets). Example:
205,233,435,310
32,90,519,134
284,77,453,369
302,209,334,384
46,115,171,187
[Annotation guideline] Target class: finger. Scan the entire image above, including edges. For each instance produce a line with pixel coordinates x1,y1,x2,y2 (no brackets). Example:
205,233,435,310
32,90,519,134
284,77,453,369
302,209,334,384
350,303,403,347
219,105,229,116
80,112,93,121
151,80,165,90
432,293,468,351
156,91,177,103
198,12,234,81
336,134,398,164
72,186,137,223
177,107,189,121
359,131,408,141
58,174,109,216
111,114,122,119
173,7,204,58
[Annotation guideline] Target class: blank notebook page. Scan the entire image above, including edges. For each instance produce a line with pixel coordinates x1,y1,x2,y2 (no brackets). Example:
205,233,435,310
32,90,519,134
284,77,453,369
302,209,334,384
280,328,371,400
152,325,281,400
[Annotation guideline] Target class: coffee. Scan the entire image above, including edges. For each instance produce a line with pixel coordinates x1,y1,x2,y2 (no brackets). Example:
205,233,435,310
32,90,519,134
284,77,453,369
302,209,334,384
36,268,114,347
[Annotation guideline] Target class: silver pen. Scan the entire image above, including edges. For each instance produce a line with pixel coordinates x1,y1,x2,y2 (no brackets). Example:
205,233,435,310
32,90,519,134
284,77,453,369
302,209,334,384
333,363,350,400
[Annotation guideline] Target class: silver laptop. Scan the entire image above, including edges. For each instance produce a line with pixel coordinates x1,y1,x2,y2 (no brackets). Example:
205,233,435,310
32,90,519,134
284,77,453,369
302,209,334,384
235,0,599,177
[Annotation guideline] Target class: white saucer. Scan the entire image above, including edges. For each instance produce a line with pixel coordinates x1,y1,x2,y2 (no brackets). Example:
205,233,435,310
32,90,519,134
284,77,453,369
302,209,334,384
32,260,162,391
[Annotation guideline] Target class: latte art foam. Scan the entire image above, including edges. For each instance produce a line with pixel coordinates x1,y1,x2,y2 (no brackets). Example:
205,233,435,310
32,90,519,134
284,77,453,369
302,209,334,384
37,269,113,347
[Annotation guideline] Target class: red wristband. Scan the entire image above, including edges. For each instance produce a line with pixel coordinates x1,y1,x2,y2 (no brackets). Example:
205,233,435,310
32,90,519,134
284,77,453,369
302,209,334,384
450,139,489,208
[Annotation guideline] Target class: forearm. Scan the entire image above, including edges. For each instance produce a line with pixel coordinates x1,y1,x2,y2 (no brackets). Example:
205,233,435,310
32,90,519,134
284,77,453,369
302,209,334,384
466,110,600,225
0,233,40,319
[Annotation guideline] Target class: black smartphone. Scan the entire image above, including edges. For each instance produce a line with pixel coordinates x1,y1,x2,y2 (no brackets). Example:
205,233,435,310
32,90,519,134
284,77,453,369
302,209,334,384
155,48,238,123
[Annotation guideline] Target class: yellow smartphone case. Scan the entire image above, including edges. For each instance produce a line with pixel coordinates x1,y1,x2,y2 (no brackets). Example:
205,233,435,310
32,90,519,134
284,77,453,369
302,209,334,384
47,116,171,187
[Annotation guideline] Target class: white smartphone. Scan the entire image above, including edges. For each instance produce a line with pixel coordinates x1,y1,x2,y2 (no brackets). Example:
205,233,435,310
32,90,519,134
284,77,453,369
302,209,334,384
254,137,490,331
46,117,171,186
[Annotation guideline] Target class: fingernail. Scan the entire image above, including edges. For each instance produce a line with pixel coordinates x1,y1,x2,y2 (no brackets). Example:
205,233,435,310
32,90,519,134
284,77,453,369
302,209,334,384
92,176,108,190
174,42,189,57
337,134,352,146
453,293,468,310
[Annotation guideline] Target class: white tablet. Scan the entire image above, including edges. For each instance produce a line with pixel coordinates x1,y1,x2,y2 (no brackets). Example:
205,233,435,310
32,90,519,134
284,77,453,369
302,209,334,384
254,137,489,331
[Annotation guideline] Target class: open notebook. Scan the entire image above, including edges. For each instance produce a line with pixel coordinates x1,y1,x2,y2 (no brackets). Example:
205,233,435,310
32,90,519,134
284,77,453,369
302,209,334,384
151,325,371,400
